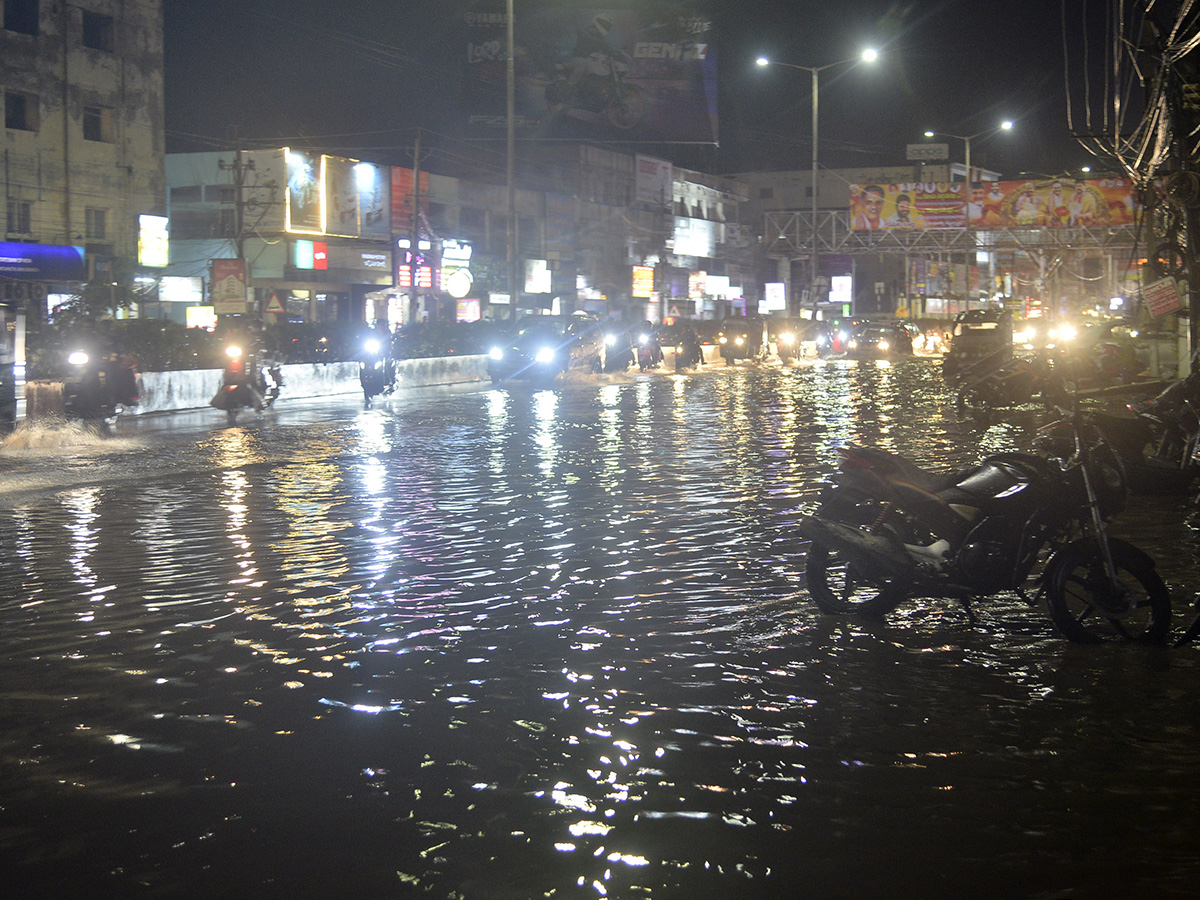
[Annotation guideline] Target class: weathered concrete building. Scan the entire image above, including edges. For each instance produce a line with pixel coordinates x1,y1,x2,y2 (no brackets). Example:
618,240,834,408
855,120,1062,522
2,0,165,311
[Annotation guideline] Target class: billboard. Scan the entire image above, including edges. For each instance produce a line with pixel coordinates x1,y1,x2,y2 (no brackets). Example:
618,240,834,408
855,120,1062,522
968,177,1138,228
285,149,323,234
850,178,1140,231
0,241,86,280
464,5,717,145
391,167,430,235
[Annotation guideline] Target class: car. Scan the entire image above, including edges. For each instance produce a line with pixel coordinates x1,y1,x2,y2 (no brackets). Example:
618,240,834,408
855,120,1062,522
844,323,915,359
486,313,605,384
716,316,769,365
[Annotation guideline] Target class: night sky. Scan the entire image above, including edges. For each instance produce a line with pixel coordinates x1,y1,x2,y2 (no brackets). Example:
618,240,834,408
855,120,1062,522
163,0,1117,180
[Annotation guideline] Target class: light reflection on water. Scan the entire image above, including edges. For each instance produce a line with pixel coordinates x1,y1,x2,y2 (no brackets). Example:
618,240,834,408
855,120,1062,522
0,360,1199,899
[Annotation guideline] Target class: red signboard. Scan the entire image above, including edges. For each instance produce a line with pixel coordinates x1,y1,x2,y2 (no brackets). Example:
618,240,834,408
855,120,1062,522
1143,276,1183,318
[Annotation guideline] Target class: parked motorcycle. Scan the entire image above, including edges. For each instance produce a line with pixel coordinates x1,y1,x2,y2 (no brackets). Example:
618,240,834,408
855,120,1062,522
62,346,139,423
359,336,394,406
209,343,281,424
955,351,1065,416
797,402,1171,643
1076,369,1200,496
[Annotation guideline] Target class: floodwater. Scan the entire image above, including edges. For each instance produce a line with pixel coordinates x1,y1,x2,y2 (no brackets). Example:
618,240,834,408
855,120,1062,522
1,359,1198,900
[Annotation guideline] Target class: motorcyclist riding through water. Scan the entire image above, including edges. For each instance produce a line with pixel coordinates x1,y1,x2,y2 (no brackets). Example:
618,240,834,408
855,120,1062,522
360,321,395,405
637,321,665,371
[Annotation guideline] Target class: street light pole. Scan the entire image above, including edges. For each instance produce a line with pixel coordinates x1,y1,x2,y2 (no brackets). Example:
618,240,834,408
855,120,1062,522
924,121,1012,184
757,50,877,320
505,0,517,321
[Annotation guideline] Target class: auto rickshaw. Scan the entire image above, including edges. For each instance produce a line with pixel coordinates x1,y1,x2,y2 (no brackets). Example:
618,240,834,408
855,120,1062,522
942,309,1013,383
717,316,769,365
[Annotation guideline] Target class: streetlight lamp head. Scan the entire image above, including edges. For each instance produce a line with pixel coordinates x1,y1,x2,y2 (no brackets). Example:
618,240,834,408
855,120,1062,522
861,48,878,62
924,130,935,137
1000,120,1013,130
755,56,769,66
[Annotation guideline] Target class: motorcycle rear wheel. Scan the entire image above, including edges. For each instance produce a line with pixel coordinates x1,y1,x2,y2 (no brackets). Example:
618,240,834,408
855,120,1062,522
1046,539,1170,644
805,542,906,617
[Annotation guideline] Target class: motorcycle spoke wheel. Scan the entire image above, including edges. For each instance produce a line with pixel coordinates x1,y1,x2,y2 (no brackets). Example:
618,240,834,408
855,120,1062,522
1046,542,1170,644
805,542,904,618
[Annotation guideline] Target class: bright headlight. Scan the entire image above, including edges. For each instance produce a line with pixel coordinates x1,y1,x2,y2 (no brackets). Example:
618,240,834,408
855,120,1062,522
489,347,504,361
848,340,859,350
779,333,795,344
735,337,744,346
364,338,381,355
67,350,89,366
535,347,556,364
225,345,243,359
605,333,618,346
878,340,890,351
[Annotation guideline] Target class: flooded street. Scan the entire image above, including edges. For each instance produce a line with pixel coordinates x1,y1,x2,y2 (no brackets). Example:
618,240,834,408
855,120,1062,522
2,358,1199,899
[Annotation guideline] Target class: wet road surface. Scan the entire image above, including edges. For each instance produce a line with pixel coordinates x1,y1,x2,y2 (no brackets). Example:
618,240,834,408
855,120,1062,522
2,358,1199,899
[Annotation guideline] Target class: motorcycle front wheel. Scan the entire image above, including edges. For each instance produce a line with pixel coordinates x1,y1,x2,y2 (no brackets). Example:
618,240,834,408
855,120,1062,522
1046,538,1171,643
805,542,906,617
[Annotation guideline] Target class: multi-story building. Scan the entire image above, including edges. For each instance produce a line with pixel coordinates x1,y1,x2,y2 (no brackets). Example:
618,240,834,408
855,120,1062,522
2,0,165,314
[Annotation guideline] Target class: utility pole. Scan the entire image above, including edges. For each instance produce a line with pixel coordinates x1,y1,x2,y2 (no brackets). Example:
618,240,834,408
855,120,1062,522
409,129,422,324
218,149,254,319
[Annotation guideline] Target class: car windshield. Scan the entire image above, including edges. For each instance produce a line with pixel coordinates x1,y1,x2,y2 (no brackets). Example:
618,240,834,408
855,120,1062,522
857,327,896,340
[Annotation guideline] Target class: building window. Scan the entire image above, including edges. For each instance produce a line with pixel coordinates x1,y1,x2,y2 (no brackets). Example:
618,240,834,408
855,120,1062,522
85,208,108,241
81,11,115,51
205,185,236,203
4,91,38,131
169,185,202,203
3,0,38,35
83,106,115,143
7,200,32,235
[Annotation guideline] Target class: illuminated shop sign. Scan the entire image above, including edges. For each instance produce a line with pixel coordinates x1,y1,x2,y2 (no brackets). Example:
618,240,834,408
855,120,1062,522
294,240,329,270
138,215,169,267
632,265,654,298
397,237,433,289
439,238,473,296
0,241,86,281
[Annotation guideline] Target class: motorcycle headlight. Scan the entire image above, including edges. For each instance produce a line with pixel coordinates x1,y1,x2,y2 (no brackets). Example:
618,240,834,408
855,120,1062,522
779,333,795,345
535,347,556,364
488,347,504,361
67,350,89,367
364,338,381,355
878,340,890,351
638,334,649,345
605,333,617,347
226,345,243,359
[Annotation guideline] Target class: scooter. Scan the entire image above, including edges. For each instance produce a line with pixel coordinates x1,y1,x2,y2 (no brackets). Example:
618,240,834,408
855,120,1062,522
637,331,664,371
62,347,139,424
359,336,394,406
210,344,281,424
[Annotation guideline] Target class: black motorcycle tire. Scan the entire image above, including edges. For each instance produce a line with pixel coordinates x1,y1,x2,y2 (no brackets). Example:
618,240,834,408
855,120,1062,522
805,541,906,617
1045,538,1171,644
